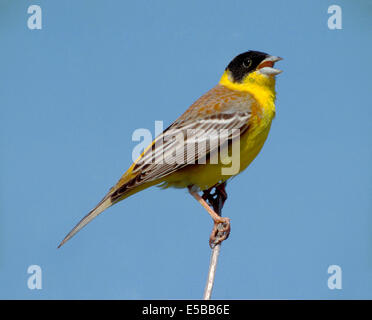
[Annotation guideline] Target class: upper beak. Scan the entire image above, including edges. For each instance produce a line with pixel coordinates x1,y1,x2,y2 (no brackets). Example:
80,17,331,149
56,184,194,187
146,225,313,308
257,55,283,76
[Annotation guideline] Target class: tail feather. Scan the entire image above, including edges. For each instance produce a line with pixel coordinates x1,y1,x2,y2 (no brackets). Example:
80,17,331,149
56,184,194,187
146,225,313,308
58,196,112,248
57,172,156,248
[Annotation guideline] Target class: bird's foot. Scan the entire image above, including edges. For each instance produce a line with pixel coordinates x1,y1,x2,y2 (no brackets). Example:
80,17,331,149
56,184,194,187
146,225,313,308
209,216,230,248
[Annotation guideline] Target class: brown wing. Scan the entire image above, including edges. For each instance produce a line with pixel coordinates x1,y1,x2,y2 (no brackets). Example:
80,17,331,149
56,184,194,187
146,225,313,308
110,85,253,201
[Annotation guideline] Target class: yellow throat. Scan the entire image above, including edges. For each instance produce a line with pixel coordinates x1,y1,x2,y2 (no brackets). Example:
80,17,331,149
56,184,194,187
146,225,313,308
219,70,277,117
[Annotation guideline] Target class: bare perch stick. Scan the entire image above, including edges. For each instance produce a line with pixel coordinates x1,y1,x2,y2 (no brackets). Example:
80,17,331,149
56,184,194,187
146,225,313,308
203,194,225,300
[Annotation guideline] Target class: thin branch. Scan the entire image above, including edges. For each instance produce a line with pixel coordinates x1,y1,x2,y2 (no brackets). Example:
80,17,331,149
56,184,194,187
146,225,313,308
203,194,224,300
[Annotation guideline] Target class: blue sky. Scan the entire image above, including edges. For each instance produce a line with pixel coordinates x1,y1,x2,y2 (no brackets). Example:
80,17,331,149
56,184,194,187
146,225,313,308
0,0,371,299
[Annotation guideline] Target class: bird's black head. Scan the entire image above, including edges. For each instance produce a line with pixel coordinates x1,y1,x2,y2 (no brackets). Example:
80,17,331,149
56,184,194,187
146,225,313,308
226,51,282,83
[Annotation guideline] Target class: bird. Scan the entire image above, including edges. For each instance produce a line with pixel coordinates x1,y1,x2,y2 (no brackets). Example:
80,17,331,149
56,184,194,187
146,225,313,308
58,50,282,248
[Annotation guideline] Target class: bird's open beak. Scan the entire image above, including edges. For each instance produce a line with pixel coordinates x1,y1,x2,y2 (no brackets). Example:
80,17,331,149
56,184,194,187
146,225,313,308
257,55,283,76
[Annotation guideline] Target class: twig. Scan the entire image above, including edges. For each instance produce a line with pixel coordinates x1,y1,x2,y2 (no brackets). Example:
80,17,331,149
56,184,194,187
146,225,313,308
203,194,224,300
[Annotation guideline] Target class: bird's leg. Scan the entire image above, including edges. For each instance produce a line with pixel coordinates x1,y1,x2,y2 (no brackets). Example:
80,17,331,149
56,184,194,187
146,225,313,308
214,183,228,211
189,184,230,248
207,183,230,247
202,186,215,206
202,183,228,212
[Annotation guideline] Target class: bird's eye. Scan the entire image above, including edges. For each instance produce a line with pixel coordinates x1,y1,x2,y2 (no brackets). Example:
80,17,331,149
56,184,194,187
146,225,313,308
243,58,252,68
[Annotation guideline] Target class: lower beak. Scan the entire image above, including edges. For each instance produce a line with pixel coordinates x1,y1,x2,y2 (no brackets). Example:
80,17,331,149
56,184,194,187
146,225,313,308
257,55,283,76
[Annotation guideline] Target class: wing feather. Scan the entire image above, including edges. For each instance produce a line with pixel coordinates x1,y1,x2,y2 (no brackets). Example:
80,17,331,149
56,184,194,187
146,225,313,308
111,86,254,200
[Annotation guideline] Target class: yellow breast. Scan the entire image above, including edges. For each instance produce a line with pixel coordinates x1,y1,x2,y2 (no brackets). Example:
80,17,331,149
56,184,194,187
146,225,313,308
219,69,276,170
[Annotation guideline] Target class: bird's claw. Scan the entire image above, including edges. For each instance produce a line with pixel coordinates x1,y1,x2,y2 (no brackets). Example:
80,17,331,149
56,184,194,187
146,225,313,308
209,217,230,248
